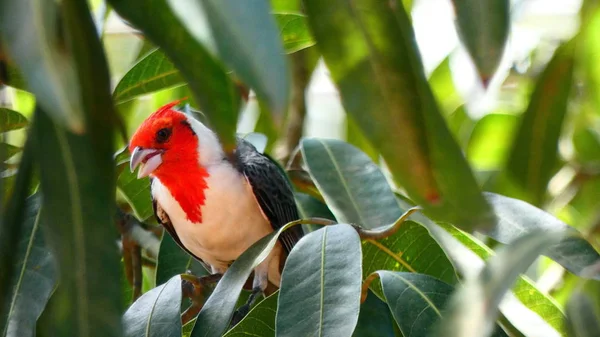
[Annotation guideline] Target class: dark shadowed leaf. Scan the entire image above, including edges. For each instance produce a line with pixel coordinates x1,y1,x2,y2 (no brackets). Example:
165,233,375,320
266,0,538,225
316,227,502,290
117,161,154,221
295,192,335,233
0,131,35,333
438,222,567,335
0,108,28,132
301,139,457,286
223,292,278,337
303,0,493,231
108,0,240,149
169,0,289,114
33,0,123,335
123,275,182,337
191,222,301,337
483,192,600,280
274,13,315,53
352,289,397,337
504,43,575,206
276,224,362,337
566,277,600,337
434,231,563,337
0,62,27,90
2,196,57,337
156,233,208,286
0,0,84,132
450,0,509,85
113,49,185,104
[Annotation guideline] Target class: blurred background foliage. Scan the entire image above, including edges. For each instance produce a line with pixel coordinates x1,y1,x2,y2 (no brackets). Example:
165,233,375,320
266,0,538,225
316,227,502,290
1,0,600,336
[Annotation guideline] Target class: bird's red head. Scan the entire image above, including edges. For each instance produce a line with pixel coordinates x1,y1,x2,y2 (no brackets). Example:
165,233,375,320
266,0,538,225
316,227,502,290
128,99,199,179
129,100,209,223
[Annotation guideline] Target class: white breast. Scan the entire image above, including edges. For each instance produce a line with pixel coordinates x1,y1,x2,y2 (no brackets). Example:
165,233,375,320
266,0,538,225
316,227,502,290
151,162,274,273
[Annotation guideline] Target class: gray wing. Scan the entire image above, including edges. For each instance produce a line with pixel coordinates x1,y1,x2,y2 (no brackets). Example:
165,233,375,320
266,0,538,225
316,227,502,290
234,138,304,254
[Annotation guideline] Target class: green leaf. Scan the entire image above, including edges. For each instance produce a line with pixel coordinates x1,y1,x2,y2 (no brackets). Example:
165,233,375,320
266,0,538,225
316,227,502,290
434,231,563,337
117,161,154,221
169,0,289,114
428,57,463,115
303,0,493,231
484,192,600,280
378,271,453,337
295,192,335,233
301,139,400,228
301,139,458,285
0,131,35,333
223,292,279,337
155,233,208,286
276,224,362,336
450,0,509,85
274,13,315,54
0,143,21,161
108,0,240,149
566,278,600,337
113,49,185,104
33,0,122,334
0,0,85,132
504,43,575,206
123,275,182,337
0,62,28,90
2,195,57,337
438,222,567,335
0,108,28,132
467,113,519,170
352,289,397,337
191,221,301,337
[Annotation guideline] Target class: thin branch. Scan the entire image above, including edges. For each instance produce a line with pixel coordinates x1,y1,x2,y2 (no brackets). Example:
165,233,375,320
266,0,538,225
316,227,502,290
352,207,421,240
115,208,161,258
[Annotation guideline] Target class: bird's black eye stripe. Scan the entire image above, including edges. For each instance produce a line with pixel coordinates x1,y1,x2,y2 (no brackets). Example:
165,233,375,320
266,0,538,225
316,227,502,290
156,127,172,143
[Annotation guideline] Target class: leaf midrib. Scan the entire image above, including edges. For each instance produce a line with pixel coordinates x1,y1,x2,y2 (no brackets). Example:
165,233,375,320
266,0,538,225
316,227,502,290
2,208,42,336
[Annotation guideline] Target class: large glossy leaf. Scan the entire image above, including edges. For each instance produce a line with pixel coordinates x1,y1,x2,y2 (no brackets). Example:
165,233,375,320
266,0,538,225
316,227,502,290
301,139,457,285
276,224,362,337
0,108,28,132
2,196,57,337
504,43,575,206
0,132,35,333
566,278,600,337
275,13,315,54
123,275,182,337
438,222,567,335
33,0,122,335
351,290,397,337
0,0,84,132
108,0,240,149
223,292,279,337
483,192,600,280
378,271,453,337
169,0,289,114
303,0,493,231
450,0,509,85
191,222,301,337
117,161,154,221
434,231,563,337
113,49,185,104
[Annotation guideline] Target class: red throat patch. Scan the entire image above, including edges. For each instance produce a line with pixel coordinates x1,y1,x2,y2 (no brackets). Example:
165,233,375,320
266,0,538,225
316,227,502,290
158,167,209,223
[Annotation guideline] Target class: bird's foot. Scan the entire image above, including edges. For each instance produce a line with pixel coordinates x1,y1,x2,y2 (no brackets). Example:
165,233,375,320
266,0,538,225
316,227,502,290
229,286,264,327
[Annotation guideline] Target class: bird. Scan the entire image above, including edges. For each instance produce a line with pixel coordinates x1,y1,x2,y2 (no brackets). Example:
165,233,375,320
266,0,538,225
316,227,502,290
128,99,303,314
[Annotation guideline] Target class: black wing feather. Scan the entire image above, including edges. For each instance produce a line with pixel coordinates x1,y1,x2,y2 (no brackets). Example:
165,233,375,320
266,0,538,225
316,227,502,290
234,138,304,254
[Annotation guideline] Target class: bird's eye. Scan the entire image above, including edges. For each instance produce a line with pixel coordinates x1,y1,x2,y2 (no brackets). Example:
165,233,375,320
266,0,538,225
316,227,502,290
156,127,172,143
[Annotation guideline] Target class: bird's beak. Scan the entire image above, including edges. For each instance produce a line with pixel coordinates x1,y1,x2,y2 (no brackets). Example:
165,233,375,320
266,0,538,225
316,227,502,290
130,147,163,178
